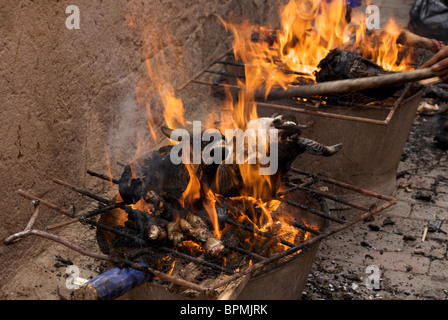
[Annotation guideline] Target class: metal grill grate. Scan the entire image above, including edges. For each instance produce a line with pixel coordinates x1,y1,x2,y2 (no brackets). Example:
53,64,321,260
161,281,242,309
4,166,396,296
178,48,413,126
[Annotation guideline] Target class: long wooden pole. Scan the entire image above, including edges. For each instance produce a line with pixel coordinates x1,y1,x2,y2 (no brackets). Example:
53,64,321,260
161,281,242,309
255,68,448,100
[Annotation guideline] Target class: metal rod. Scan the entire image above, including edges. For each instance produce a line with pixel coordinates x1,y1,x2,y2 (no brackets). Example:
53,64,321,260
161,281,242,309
223,244,266,262
277,177,321,196
205,198,396,293
177,48,234,90
213,60,245,68
287,182,370,212
226,219,296,248
17,189,75,218
159,247,235,275
192,79,242,91
117,161,127,167
52,179,113,205
256,101,390,125
45,219,80,230
87,219,145,246
214,60,310,77
292,221,321,236
25,201,41,231
4,201,41,245
290,168,396,202
204,69,245,79
279,197,345,224
87,170,119,185
383,83,412,124
306,98,395,110
46,204,121,231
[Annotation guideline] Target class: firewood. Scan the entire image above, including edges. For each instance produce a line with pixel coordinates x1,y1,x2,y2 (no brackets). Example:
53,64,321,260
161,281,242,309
173,258,204,295
217,273,250,300
315,49,392,81
258,66,448,101
397,29,440,53
314,48,402,101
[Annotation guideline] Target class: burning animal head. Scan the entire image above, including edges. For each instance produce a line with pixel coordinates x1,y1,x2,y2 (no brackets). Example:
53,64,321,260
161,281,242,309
101,111,342,261
117,112,342,206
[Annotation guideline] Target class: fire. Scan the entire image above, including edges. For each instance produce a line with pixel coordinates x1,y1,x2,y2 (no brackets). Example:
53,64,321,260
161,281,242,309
112,1,341,261
156,256,177,278
276,0,350,76
182,240,203,255
140,46,281,240
178,163,201,213
220,18,297,100
220,0,413,90
130,198,153,214
145,102,159,142
231,196,281,233
144,58,186,131
166,259,177,276
355,18,411,72
203,188,222,239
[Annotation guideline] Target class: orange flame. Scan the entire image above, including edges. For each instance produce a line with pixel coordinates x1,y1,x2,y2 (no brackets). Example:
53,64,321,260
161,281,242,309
144,58,186,131
220,0,413,90
355,18,411,72
140,34,202,214
203,187,222,239
178,164,201,213
122,2,337,255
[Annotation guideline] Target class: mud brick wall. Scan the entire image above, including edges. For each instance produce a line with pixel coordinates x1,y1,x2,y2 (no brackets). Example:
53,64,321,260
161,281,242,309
0,0,286,295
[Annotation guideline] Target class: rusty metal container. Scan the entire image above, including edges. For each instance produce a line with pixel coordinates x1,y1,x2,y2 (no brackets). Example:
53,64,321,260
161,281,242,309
118,242,321,300
257,90,422,199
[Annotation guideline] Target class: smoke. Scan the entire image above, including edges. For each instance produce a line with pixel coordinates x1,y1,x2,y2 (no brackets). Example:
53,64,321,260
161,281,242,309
107,93,153,165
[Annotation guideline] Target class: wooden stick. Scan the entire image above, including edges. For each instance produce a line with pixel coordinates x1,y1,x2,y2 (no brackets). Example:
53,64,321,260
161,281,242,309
255,68,448,100
422,226,428,242
397,29,439,53
419,77,443,87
